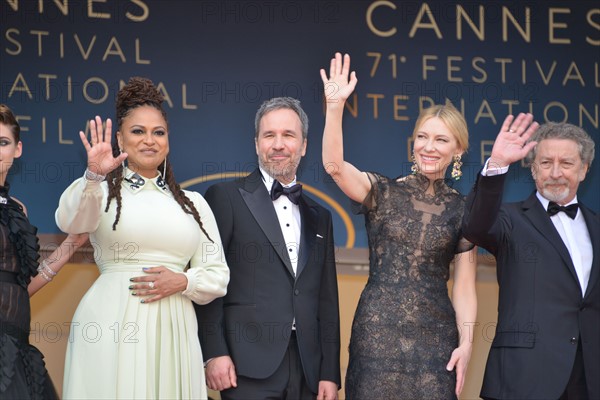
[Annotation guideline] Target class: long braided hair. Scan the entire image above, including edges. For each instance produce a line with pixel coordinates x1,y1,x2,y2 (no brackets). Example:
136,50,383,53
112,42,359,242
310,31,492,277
104,77,213,242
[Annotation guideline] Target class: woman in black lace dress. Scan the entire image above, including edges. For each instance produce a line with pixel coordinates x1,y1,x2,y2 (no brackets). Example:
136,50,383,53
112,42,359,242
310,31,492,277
0,104,87,399
320,54,478,399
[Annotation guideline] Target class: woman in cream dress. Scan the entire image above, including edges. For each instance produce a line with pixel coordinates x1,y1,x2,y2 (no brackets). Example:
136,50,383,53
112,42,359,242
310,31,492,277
56,78,229,399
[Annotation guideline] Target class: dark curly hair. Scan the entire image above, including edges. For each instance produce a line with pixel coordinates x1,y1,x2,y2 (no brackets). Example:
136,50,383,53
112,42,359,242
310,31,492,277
104,77,212,242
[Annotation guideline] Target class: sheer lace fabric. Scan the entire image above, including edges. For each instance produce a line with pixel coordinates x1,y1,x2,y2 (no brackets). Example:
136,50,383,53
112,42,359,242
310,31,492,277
345,173,474,400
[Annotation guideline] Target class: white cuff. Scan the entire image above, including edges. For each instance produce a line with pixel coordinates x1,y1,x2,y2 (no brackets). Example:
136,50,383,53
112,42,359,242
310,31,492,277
482,159,509,176
179,271,193,296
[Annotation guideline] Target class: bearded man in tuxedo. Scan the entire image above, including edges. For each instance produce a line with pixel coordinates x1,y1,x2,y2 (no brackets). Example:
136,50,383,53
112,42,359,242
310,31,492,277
196,97,340,400
463,115,599,399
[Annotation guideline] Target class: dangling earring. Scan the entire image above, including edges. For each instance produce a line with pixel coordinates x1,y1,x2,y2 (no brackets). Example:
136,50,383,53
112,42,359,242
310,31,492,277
411,154,419,174
451,154,462,180
162,158,167,178
120,149,126,170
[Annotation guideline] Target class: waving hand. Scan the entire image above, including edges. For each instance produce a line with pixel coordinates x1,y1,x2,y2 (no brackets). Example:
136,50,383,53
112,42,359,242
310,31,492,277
320,52,358,107
320,52,371,203
79,116,128,176
489,113,539,169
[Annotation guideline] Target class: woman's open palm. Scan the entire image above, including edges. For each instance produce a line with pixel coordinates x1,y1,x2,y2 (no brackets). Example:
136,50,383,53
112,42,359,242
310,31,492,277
320,52,358,105
79,116,127,175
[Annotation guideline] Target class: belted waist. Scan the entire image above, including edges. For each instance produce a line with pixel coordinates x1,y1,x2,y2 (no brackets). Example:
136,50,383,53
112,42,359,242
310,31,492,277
0,270,18,285
98,265,185,274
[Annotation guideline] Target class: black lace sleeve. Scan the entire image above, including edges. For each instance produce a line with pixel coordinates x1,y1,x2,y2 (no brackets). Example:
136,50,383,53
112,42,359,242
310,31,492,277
454,196,476,254
351,172,383,215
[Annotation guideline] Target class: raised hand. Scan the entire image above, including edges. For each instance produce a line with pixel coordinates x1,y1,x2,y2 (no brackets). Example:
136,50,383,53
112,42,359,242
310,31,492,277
489,113,539,169
320,52,358,106
79,116,128,176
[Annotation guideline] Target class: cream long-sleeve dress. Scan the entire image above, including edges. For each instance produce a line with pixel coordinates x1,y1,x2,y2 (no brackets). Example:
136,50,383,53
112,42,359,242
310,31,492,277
56,169,229,399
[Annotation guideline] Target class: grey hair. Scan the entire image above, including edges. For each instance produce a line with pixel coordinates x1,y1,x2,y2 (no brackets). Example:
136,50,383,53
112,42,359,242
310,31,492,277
525,122,595,167
254,97,308,140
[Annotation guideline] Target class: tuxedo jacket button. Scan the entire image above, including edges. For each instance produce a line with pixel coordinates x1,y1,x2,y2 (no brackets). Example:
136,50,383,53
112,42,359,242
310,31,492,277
294,289,300,295
570,337,578,344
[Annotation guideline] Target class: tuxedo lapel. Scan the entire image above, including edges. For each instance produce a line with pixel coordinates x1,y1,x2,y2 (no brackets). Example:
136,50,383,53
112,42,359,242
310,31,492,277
522,193,579,285
581,206,600,298
296,195,318,279
239,169,294,277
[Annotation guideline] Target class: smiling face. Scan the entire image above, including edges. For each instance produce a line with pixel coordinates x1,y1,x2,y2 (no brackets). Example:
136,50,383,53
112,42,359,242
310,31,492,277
412,116,462,181
0,122,22,186
117,105,169,179
532,138,588,205
255,108,307,184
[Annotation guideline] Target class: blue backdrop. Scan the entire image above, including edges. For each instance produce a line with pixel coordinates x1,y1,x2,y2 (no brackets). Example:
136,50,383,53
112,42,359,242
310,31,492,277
1,0,598,247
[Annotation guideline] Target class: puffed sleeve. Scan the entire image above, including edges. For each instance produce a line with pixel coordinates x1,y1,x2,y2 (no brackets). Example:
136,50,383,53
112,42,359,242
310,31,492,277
180,190,229,305
55,177,106,234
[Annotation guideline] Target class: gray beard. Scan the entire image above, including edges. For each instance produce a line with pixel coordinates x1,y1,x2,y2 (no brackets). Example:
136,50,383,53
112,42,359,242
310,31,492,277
541,186,570,203
258,160,297,183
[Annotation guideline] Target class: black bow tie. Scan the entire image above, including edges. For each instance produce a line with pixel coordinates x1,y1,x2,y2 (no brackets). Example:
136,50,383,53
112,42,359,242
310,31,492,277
270,180,302,205
547,201,579,219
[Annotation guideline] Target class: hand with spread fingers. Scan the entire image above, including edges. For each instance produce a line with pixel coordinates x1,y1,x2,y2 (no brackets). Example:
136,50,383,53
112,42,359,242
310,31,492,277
319,52,358,108
462,118,598,399
79,116,128,176
129,266,188,303
320,52,478,400
488,113,540,169
55,78,229,399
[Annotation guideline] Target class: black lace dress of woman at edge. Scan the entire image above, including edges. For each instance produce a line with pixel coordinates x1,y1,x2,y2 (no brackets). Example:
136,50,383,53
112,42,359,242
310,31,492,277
0,183,58,400
344,172,474,400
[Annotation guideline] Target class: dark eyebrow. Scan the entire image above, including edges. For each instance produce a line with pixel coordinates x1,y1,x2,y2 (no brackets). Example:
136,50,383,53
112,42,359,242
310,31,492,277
129,124,166,130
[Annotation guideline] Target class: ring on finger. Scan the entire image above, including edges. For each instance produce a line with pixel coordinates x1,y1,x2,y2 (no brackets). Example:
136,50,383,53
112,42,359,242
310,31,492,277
508,129,516,133
149,281,155,289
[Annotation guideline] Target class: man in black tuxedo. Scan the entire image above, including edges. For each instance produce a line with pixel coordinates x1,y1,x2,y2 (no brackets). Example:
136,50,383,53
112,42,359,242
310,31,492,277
196,97,340,399
463,114,599,399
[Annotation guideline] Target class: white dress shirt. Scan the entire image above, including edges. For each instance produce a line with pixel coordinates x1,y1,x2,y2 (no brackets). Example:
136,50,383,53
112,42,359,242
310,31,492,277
260,167,302,331
259,167,302,276
535,193,592,295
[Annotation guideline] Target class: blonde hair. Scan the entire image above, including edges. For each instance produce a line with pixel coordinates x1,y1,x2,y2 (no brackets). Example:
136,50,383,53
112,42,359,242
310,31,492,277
412,100,469,153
